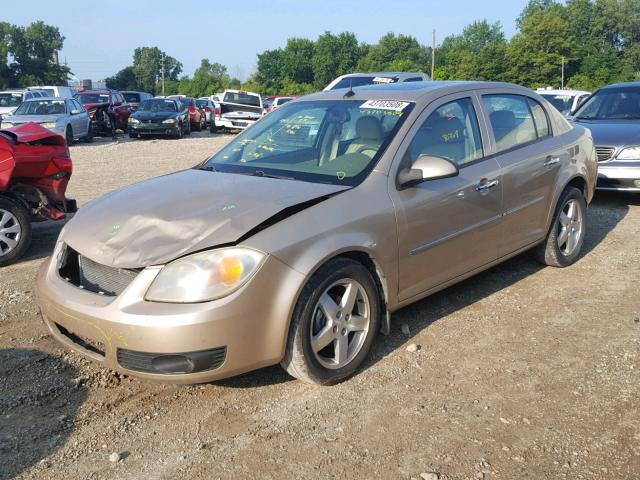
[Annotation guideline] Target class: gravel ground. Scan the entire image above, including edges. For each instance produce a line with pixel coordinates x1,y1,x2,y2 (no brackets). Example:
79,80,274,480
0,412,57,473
0,131,639,480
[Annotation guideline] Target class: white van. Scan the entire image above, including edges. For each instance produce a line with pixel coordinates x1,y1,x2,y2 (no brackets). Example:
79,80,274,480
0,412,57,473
28,86,77,99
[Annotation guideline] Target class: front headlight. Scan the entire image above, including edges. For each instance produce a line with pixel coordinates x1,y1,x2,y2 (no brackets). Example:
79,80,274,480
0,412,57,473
128,117,139,124
616,146,640,160
162,118,176,124
2,121,13,127
41,122,57,128
145,247,266,303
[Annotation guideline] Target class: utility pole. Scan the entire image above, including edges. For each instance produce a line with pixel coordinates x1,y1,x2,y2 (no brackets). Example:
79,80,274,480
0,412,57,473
431,29,436,80
561,56,565,89
161,53,165,97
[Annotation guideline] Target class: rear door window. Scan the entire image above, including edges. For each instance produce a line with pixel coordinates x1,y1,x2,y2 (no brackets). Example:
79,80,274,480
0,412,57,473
527,98,551,138
482,95,538,153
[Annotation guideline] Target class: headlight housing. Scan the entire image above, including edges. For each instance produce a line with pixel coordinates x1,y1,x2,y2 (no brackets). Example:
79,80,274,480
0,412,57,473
128,117,140,124
145,247,266,303
41,122,57,128
162,118,176,124
616,146,640,160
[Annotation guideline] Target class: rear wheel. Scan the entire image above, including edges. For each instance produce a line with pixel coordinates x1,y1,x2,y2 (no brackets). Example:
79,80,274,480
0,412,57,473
65,125,73,146
535,186,587,267
209,117,217,134
83,124,94,143
0,196,32,268
281,258,381,385
194,117,202,131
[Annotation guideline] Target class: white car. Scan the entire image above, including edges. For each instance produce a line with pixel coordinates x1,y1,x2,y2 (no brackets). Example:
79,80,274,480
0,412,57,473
537,88,591,117
28,85,77,99
324,72,430,91
216,90,263,131
0,89,50,117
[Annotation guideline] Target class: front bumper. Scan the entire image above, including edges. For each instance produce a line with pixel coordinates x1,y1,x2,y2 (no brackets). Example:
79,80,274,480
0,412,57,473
129,123,179,136
36,245,305,384
596,161,640,192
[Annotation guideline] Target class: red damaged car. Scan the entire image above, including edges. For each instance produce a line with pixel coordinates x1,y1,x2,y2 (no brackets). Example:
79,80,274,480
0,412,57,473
74,90,131,136
168,96,206,131
0,123,76,267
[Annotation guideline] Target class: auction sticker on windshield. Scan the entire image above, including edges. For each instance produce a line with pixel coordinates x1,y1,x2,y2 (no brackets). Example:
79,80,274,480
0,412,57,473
360,100,410,112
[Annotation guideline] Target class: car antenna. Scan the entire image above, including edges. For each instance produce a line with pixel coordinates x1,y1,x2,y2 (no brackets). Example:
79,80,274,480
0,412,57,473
344,78,355,98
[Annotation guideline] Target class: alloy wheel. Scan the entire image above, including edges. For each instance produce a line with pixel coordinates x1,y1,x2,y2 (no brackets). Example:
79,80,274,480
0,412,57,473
557,198,583,256
310,278,371,370
0,209,21,256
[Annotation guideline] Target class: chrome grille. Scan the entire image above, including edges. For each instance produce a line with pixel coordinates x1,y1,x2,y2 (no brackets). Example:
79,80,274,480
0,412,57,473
596,147,615,162
59,246,139,296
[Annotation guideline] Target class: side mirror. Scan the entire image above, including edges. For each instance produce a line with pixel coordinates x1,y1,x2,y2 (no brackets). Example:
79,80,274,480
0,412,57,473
397,155,459,189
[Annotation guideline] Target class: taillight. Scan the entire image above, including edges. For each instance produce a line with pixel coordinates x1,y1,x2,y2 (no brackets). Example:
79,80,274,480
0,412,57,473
188,106,196,113
52,157,73,174
214,107,220,116
204,107,212,112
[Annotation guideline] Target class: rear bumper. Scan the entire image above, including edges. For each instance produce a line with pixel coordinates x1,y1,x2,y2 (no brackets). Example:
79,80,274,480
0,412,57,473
216,118,257,130
596,162,640,192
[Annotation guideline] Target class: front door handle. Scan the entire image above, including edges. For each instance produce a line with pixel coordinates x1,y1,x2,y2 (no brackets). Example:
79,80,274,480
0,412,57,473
476,179,499,192
544,156,561,168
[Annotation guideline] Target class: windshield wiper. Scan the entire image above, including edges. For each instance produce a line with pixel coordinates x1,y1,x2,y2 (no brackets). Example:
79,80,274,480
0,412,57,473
249,170,296,180
198,164,216,172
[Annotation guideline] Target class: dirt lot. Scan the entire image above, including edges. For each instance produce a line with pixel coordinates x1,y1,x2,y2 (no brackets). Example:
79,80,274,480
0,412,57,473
1,132,639,480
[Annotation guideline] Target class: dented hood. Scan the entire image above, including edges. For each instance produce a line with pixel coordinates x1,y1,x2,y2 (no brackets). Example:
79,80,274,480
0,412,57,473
2,122,65,144
63,169,348,268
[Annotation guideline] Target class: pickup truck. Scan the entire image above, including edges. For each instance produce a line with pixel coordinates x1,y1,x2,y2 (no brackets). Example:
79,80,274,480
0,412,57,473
216,90,263,131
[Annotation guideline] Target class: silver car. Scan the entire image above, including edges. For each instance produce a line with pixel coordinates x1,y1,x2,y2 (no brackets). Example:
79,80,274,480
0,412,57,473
1,97,92,144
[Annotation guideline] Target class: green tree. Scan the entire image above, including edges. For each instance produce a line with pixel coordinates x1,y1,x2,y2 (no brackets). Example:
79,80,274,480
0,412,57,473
187,59,231,97
507,9,575,87
0,22,12,88
7,21,70,86
357,33,429,73
312,32,364,89
281,38,315,85
437,20,508,81
105,66,138,91
255,48,286,92
132,47,182,94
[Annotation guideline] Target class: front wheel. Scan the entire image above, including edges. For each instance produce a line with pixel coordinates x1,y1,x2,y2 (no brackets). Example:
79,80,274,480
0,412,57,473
0,196,32,268
281,258,381,385
535,186,587,267
65,125,73,146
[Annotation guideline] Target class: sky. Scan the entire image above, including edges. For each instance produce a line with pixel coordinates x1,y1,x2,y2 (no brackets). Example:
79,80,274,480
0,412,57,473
5,0,529,82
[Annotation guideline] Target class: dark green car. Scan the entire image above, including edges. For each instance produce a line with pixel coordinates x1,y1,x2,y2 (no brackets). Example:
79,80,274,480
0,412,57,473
128,98,190,139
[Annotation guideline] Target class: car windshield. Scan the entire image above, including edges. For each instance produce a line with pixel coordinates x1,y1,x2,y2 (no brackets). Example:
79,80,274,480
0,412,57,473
139,99,177,112
574,86,640,120
201,99,414,186
76,93,110,104
330,76,398,90
124,93,140,103
0,92,24,107
14,99,66,115
223,92,261,107
541,94,573,114
177,98,194,107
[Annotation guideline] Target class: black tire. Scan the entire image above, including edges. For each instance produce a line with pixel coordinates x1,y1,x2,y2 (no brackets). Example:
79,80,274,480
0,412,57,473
65,125,73,146
0,196,32,268
83,125,94,143
185,120,191,136
281,258,381,385
174,123,183,139
209,117,217,134
194,118,202,132
534,186,587,267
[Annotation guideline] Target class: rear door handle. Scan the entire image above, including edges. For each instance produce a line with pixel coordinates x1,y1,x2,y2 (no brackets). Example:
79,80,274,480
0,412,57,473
475,179,499,192
544,156,561,168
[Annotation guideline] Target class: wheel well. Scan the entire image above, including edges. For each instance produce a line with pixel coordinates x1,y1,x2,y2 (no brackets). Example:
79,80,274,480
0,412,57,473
335,251,389,327
566,176,587,198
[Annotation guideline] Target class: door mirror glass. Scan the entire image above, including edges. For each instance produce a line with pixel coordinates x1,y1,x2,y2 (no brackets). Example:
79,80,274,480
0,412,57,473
398,155,459,188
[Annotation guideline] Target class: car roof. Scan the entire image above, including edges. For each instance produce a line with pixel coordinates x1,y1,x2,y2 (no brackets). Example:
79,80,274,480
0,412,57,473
77,90,110,94
304,80,530,103
23,96,67,101
0,89,27,93
339,72,427,78
538,89,590,95
600,81,640,89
